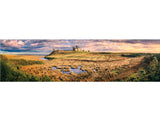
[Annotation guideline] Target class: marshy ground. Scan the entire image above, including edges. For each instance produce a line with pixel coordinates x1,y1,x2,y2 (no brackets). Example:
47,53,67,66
1,52,160,81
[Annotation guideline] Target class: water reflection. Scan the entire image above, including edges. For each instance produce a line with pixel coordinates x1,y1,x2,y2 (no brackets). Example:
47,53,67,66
62,66,87,74
51,66,87,74
40,58,48,60
53,67,57,70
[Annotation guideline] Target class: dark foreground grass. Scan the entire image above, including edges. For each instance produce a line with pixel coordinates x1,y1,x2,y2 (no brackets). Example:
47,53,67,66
0,55,52,81
126,55,160,81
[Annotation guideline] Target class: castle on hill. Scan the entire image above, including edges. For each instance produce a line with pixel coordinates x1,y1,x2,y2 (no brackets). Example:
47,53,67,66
51,45,89,53
72,45,80,51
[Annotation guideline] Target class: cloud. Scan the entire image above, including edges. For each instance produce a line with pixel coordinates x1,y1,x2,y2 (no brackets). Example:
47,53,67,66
30,43,39,47
2,40,24,48
0,39,160,54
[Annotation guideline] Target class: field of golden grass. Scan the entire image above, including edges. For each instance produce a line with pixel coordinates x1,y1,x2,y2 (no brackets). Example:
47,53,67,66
3,52,148,81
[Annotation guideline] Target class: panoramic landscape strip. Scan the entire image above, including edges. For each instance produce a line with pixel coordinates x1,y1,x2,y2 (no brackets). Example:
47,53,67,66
0,39,160,81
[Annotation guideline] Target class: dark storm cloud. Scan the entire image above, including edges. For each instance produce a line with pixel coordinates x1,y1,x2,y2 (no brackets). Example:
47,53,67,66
110,39,160,44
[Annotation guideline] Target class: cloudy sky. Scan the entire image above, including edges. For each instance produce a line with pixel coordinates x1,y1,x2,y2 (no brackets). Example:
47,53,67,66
0,39,160,55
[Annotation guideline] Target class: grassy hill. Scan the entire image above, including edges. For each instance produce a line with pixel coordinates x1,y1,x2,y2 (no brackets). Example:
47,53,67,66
45,50,92,60
45,50,149,61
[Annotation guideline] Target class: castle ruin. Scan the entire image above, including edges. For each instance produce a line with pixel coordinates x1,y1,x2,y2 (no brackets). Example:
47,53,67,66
72,45,80,52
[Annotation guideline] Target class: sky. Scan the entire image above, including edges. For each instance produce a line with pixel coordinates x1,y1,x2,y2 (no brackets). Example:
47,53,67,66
0,39,160,55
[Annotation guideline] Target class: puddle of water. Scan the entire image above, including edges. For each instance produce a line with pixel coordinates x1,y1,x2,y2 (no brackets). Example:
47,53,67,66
40,58,48,60
51,65,87,74
61,70,70,74
69,66,87,74
53,67,57,70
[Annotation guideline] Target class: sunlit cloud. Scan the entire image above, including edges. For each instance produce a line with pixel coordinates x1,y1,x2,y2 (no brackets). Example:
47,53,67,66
2,40,24,48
